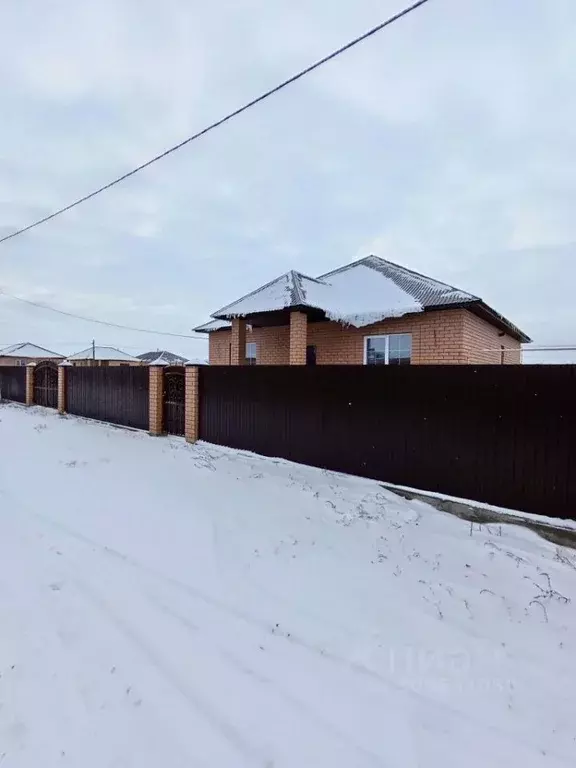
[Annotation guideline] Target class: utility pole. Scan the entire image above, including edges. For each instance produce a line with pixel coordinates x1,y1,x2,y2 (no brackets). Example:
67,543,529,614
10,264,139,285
92,339,95,361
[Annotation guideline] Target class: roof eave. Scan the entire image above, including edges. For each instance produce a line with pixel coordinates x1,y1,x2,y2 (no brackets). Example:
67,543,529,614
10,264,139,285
432,300,531,343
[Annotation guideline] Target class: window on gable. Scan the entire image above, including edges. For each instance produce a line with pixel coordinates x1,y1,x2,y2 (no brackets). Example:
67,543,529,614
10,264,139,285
246,342,257,366
364,334,412,366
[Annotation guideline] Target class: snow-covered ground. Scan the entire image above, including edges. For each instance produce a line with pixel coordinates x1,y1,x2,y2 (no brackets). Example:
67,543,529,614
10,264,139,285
1,404,575,767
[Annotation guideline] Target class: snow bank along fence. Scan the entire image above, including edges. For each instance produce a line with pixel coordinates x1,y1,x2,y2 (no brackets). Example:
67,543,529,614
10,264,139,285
2,363,574,519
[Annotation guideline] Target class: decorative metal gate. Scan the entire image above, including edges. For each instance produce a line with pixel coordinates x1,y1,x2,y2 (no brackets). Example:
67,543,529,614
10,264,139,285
163,367,185,435
34,362,58,408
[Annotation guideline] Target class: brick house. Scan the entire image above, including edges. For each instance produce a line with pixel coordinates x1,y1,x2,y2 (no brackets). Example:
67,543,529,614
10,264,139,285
0,342,64,366
195,256,530,366
66,346,145,367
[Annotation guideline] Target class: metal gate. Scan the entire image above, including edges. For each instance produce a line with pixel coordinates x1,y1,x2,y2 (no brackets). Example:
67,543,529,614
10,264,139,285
34,362,58,408
163,367,185,435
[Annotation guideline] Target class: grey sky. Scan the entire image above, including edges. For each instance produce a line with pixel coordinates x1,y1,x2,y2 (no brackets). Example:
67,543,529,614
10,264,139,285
1,0,575,361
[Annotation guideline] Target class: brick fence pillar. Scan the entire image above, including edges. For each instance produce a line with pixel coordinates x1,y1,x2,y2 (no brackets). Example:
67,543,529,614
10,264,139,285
149,365,164,435
57,364,67,414
289,310,307,365
185,365,199,443
230,318,246,365
25,363,35,406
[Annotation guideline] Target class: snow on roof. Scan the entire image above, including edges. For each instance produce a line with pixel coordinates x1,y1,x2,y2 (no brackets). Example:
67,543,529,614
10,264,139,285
318,255,478,310
198,255,529,339
66,346,142,362
303,264,423,327
193,318,232,333
212,262,426,328
0,342,64,358
137,350,188,364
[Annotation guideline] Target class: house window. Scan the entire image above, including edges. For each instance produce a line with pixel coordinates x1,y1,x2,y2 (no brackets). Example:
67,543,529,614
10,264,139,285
364,334,412,365
306,345,317,366
246,342,257,366
15,359,26,366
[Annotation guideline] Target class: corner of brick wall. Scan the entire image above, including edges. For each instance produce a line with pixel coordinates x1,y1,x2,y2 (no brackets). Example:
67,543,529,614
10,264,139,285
185,366,199,443
25,364,35,406
57,365,67,414
149,366,164,435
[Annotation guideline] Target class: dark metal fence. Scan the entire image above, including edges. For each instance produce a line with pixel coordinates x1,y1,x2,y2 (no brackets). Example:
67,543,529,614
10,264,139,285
0,366,26,403
67,367,149,430
199,365,576,519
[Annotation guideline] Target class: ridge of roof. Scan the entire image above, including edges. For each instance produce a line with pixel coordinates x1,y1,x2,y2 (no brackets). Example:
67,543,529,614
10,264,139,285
318,255,479,300
213,270,322,318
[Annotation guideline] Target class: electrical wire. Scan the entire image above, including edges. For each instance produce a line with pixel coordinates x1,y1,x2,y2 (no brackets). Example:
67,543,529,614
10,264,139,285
0,0,431,245
0,289,206,339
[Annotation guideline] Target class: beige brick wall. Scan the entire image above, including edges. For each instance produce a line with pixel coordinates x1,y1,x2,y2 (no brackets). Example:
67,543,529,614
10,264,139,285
208,308,523,366
149,366,164,435
0,357,63,366
57,366,67,414
184,366,199,443
461,311,522,364
289,311,307,365
25,366,34,405
230,318,247,365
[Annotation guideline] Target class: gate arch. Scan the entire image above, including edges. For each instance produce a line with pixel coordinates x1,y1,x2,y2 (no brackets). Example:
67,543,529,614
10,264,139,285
163,367,185,435
34,362,58,408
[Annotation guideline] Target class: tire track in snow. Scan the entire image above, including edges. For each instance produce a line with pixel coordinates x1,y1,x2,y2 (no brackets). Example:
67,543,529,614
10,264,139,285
5,490,573,765
146,592,388,768
69,577,270,768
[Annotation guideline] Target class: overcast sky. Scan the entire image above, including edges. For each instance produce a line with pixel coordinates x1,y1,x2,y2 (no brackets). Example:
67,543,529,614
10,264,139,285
1,0,575,361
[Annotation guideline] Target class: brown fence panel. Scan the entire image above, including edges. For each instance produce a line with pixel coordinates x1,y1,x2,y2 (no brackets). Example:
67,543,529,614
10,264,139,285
67,367,149,430
0,366,26,403
199,365,576,519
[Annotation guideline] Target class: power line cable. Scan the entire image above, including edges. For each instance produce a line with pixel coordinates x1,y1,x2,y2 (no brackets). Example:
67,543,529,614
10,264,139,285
0,289,206,339
0,0,431,245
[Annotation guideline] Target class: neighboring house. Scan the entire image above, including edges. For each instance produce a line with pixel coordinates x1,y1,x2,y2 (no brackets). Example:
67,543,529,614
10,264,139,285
194,255,530,366
66,346,144,367
0,343,64,366
137,350,188,365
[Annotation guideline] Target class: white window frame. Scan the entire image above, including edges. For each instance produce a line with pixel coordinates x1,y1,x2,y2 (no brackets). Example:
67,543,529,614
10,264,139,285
363,334,412,365
246,342,257,365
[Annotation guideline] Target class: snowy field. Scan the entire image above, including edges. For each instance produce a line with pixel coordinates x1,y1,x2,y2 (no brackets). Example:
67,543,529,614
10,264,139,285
1,403,575,767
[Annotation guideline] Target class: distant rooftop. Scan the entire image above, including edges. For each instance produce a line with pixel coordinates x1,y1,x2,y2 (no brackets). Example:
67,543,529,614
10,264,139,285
0,342,64,358
66,346,142,362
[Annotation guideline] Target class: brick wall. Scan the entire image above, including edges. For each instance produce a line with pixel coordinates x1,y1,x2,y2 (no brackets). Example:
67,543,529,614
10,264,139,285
210,326,291,365
208,308,523,365
0,357,64,366
461,312,522,364
289,312,307,365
